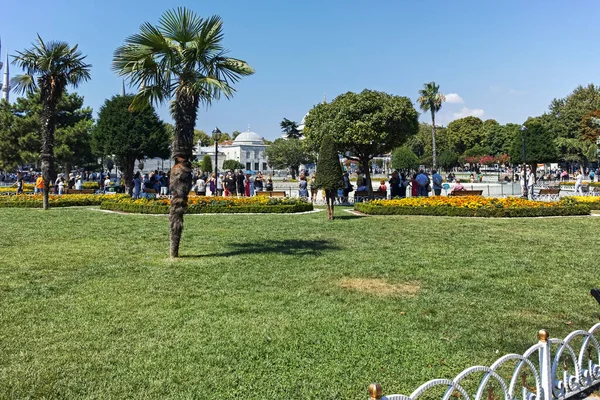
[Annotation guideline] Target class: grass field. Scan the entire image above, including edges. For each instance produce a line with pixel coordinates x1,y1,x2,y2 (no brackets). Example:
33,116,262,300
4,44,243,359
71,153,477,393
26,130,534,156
1,207,600,399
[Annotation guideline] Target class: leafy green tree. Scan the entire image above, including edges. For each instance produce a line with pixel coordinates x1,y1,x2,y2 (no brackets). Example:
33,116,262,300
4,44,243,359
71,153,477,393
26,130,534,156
5,91,94,173
315,135,343,220
12,35,91,209
200,154,212,174
391,146,419,171
417,82,446,168
304,89,418,196
509,118,557,169
461,144,488,164
194,129,213,146
93,94,170,193
438,149,459,171
265,138,314,179
446,116,487,155
222,159,244,171
113,7,254,258
0,101,20,170
232,130,241,139
486,122,519,156
280,118,302,139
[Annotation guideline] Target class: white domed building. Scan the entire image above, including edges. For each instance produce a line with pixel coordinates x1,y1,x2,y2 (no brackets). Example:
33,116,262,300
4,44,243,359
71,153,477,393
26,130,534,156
196,129,269,173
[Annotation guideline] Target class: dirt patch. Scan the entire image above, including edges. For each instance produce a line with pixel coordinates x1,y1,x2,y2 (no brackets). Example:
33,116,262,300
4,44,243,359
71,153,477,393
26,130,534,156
338,278,420,297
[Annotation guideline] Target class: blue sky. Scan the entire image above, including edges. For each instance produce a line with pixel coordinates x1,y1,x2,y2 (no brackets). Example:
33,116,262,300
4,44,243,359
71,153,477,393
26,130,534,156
2,0,599,139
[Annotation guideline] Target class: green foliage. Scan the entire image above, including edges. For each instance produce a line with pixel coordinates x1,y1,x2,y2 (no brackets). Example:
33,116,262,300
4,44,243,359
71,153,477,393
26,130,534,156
438,149,459,170
509,118,557,165
391,146,420,171
315,135,343,190
100,198,313,214
355,202,590,217
222,160,244,171
232,130,242,139
200,155,213,173
446,116,486,155
265,138,314,178
280,118,302,139
304,89,419,167
0,194,128,208
194,129,214,146
0,91,95,171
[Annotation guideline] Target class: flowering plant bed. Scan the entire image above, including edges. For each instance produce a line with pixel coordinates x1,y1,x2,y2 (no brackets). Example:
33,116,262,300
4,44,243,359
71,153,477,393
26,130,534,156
355,196,590,217
561,196,600,210
100,196,314,214
0,181,99,193
0,194,129,208
560,181,600,187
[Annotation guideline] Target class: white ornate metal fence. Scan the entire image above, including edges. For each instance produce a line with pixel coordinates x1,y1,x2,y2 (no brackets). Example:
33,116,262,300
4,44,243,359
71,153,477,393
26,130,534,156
369,324,600,400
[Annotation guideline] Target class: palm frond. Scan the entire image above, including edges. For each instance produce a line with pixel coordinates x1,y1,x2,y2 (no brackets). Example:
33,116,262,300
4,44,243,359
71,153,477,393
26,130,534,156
10,74,36,95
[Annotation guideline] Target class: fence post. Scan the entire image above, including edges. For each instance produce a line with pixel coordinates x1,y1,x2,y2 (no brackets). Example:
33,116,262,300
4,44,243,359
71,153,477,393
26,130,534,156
538,329,552,400
368,383,383,400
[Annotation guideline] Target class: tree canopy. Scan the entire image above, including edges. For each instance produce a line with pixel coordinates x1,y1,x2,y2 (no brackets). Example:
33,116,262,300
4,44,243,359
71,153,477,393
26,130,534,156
222,159,244,171
509,118,557,167
265,138,314,179
391,146,420,171
305,89,418,193
280,118,302,139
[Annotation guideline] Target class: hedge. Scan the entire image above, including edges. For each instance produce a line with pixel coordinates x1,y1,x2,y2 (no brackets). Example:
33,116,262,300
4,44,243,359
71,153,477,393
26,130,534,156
100,199,314,214
355,202,590,217
0,194,128,208
561,196,600,210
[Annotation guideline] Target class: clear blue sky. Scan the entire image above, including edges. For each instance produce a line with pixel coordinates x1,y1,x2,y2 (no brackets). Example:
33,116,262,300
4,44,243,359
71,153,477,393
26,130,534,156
2,0,599,139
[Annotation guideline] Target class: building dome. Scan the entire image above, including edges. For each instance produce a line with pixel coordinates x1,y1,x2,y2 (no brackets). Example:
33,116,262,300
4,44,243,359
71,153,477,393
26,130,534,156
234,130,264,145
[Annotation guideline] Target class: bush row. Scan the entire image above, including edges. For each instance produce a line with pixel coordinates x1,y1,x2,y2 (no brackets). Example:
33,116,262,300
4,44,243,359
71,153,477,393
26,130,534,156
355,202,590,217
0,194,128,208
100,200,314,214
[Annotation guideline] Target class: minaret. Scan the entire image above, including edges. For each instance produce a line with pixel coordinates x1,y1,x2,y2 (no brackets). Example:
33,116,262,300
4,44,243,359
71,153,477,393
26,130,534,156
1,50,9,102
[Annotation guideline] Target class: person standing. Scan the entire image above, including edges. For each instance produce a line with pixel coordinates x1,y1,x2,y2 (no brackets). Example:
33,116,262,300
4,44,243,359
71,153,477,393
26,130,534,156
254,172,264,192
16,172,24,195
432,169,443,196
298,174,308,199
236,170,245,196
216,174,224,196
575,171,583,195
58,178,65,195
196,175,206,196
35,174,44,195
75,175,83,190
225,171,237,197
209,173,216,196
309,174,317,203
416,170,430,197
389,171,401,198
528,169,536,198
266,176,274,191
133,172,142,199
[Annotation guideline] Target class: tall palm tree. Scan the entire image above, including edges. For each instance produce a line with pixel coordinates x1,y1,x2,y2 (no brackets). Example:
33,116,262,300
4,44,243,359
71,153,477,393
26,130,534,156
113,7,254,258
11,35,91,210
417,82,445,168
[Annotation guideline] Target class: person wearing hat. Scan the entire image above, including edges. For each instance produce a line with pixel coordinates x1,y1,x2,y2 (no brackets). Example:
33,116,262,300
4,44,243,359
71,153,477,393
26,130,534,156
75,175,83,190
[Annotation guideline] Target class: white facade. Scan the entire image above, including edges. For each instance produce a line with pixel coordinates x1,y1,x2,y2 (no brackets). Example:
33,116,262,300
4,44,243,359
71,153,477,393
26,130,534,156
196,130,269,173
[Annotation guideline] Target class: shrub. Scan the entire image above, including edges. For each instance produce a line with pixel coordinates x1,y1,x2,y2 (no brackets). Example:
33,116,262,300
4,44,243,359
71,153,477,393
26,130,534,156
355,196,590,217
561,196,600,210
100,196,313,214
0,194,128,208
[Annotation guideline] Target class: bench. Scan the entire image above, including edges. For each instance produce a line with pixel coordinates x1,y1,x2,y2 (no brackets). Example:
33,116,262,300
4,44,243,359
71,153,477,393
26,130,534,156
64,189,95,194
536,188,560,201
255,191,286,198
353,190,387,203
449,190,483,197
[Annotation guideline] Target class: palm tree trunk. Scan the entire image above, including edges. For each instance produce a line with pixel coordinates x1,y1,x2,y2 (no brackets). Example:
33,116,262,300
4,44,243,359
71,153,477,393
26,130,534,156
40,102,57,210
431,109,437,169
169,93,198,258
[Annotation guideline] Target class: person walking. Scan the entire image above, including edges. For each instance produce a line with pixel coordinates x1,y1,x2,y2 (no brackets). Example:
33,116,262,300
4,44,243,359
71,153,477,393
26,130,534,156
575,171,583,195
309,174,317,203
298,174,308,199
16,172,24,195
432,169,443,196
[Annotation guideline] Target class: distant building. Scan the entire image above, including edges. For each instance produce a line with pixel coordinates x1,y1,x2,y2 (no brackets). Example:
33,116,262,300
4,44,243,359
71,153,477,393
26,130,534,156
196,129,269,173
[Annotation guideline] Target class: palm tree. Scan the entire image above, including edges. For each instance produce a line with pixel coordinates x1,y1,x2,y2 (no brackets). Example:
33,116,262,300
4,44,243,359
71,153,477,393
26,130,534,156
280,118,301,139
11,35,91,210
417,82,445,168
113,7,254,258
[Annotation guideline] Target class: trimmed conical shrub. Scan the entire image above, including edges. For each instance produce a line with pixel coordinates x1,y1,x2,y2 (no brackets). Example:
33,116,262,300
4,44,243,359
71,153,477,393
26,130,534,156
315,135,343,190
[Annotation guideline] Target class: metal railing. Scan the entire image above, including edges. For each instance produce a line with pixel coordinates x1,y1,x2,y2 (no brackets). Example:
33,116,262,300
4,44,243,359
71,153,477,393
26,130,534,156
368,325,600,400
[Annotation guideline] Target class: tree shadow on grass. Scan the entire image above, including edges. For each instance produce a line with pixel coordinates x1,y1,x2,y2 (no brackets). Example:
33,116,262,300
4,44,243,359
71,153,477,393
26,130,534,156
181,239,341,258
332,214,364,220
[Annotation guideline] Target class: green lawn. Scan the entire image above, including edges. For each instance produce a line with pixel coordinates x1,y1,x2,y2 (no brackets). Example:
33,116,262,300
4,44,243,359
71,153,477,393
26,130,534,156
1,207,599,399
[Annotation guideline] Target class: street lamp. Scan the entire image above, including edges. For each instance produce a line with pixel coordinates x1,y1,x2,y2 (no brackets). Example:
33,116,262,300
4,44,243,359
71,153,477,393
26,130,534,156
212,127,221,177
520,125,528,198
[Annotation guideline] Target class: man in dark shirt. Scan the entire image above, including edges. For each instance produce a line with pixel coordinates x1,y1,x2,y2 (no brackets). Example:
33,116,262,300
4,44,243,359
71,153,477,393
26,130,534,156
225,171,237,196
236,170,245,196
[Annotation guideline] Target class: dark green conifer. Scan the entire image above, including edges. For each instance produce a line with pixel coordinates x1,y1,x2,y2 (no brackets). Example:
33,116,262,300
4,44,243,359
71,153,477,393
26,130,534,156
315,135,343,219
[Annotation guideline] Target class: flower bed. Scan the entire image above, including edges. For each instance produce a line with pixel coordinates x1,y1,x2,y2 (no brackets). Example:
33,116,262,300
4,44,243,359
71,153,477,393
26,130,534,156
0,181,99,193
355,196,590,217
0,194,129,208
100,196,314,214
560,181,600,187
561,196,600,210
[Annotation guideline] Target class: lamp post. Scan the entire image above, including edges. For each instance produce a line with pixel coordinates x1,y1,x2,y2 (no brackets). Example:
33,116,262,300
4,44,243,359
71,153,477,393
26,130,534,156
520,125,528,199
212,127,221,177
